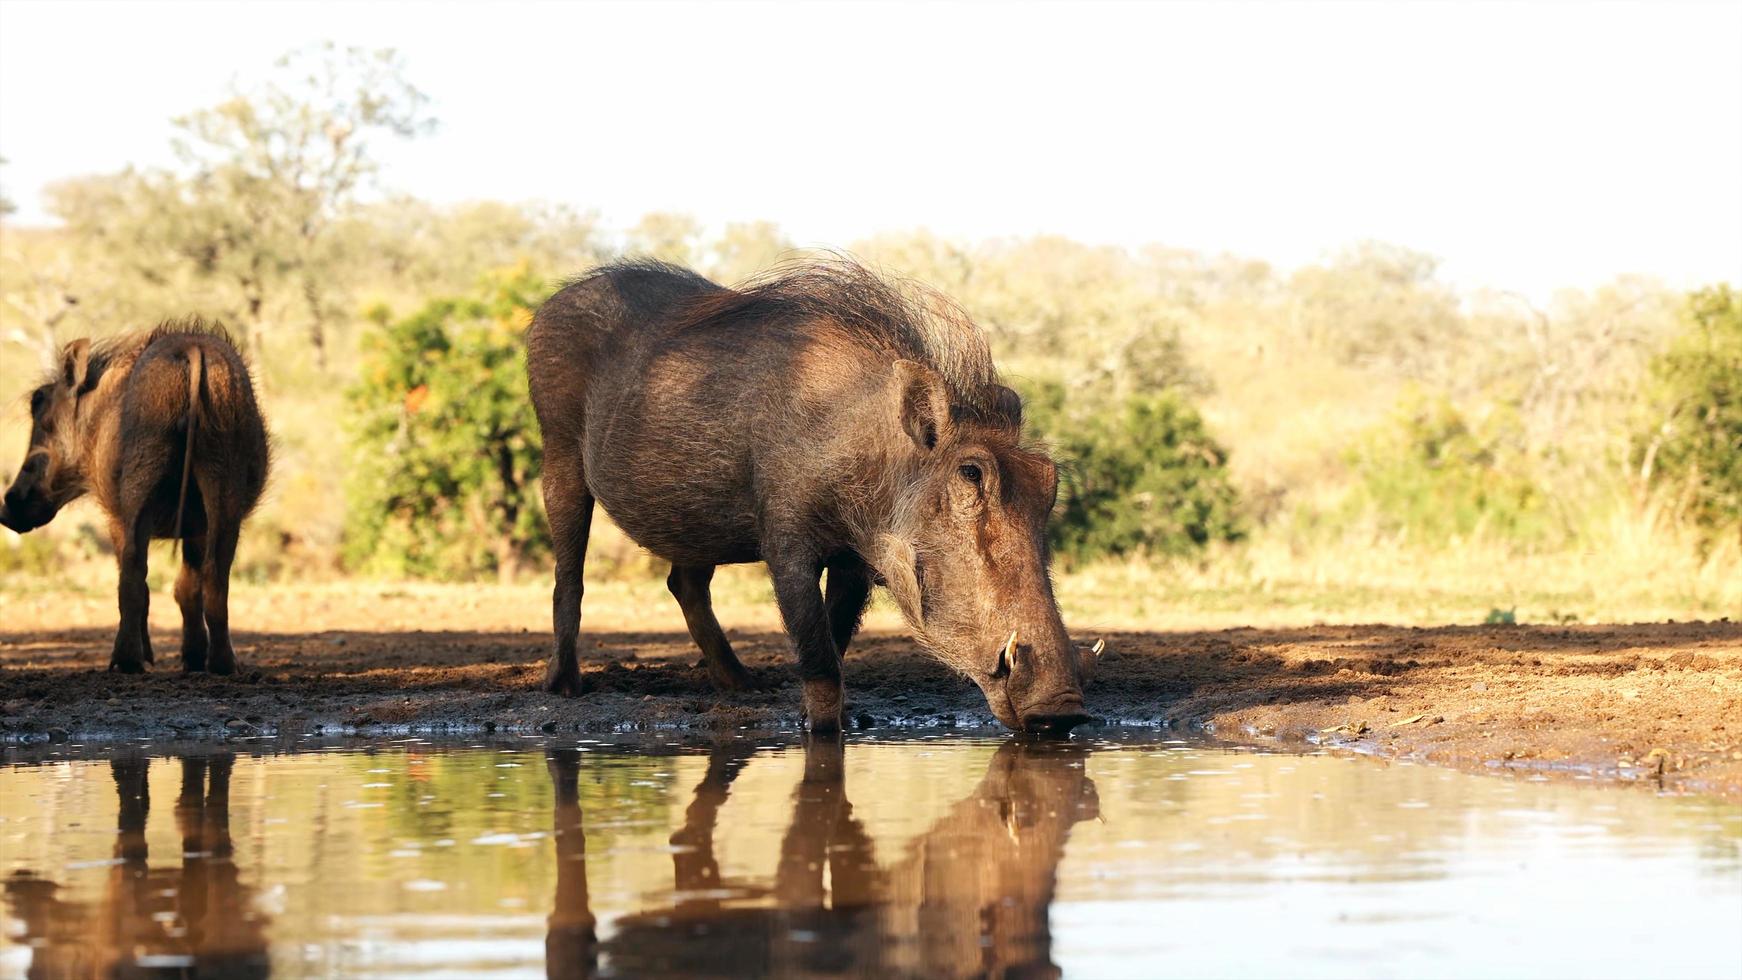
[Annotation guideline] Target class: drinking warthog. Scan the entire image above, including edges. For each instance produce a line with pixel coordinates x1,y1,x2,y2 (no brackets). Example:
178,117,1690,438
526,260,1097,733
0,323,269,675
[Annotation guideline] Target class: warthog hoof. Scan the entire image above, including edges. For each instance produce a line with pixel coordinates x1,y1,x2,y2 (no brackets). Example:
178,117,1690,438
701,657,761,692
545,668,587,698
108,658,147,675
803,679,844,736
206,654,238,676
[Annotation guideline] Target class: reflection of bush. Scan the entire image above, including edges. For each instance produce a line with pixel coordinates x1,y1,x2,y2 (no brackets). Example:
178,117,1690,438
365,751,673,851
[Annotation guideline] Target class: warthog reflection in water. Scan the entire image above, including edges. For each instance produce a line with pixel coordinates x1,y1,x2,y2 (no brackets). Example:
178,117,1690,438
2,753,269,978
544,739,1100,979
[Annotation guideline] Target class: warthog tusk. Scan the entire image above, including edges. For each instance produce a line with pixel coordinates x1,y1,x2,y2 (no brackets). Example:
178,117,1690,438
1091,638,1105,659
997,630,1019,675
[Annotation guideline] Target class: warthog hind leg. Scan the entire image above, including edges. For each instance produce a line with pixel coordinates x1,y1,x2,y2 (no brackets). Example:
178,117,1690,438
195,468,243,676
823,558,873,658
176,533,209,672
668,564,757,691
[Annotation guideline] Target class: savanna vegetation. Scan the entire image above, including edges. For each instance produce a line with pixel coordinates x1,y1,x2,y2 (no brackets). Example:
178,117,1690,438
2,45,1736,624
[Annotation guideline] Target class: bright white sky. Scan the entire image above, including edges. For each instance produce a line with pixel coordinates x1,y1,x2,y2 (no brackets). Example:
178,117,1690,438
1,0,1738,300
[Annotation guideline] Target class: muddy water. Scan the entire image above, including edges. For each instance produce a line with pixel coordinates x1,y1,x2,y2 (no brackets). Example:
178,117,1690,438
0,736,1737,979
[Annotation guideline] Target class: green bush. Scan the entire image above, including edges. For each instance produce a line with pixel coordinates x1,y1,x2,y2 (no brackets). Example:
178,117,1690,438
1639,285,1742,541
344,264,551,580
1345,392,1551,544
1024,381,1244,562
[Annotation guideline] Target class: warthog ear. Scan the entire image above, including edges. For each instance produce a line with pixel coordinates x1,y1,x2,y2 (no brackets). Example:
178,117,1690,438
892,359,949,452
61,339,91,393
988,384,1023,429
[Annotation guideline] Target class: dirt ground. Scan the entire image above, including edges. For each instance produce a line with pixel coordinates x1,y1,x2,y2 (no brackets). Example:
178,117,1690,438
2,585,1739,798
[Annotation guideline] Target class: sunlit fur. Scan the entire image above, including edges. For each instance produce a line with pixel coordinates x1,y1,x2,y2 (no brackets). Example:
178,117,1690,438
527,258,1088,732
0,321,269,677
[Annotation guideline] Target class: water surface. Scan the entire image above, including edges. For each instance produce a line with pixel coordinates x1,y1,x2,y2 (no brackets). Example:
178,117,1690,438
1,734,1738,978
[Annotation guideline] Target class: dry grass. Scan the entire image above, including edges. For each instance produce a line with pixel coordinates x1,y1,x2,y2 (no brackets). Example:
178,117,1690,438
6,522,1734,641
1058,522,1740,632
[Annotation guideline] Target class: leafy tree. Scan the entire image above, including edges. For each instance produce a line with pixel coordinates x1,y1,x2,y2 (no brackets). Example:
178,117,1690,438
47,44,432,368
858,233,1207,396
1290,241,1465,378
626,212,703,266
173,42,433,364
344,265,551,580
707,220,795,284
1024,381,1244,561
1638,285,1742,540
348,197,605,295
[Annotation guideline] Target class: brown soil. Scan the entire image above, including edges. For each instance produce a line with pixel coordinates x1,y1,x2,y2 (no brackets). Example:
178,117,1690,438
2,589,1738,797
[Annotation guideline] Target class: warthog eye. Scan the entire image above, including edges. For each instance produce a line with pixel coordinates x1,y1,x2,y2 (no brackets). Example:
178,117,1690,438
958,463,983,485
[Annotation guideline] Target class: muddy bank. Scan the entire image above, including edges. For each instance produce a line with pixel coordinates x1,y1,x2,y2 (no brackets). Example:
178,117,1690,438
2,608,1739,795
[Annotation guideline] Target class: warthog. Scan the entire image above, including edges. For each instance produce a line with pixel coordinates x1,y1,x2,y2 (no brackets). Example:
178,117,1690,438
0,323,269,675
526,261,1097,733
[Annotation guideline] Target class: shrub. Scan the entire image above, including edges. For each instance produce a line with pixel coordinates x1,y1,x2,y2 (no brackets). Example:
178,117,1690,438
1638,285,1742,542
1344,392,1552,544
1024,381,1244,562
343,264,551,580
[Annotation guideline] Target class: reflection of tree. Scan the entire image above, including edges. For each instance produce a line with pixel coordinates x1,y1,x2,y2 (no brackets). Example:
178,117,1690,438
579,738,1098,979
3,753,269,978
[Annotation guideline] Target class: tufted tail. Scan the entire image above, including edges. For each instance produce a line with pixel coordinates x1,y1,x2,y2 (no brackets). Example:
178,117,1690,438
171,346,203,554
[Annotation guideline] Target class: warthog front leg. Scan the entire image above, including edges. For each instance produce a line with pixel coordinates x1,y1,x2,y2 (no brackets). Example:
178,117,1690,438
769,554,844,735
109,514,152,674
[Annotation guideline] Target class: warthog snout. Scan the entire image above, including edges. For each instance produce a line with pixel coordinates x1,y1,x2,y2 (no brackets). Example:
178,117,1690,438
1016,685,1093,735
979,629,1093,735
1021,705,1095,736
0,455,55,534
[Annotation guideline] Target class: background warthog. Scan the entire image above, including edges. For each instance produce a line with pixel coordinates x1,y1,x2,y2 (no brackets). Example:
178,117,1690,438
0,322,269,675
526,260,1096,733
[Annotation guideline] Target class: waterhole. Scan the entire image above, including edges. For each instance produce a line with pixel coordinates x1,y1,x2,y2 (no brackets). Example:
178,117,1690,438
1,734,1738,978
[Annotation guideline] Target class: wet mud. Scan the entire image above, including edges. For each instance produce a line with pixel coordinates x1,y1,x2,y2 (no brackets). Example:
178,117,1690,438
3,612,1738,797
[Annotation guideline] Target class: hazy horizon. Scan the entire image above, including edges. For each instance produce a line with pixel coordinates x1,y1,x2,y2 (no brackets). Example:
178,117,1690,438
2,0,1738,301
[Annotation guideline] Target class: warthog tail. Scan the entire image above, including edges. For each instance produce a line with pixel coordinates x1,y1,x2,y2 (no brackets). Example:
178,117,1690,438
171,345,203,555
